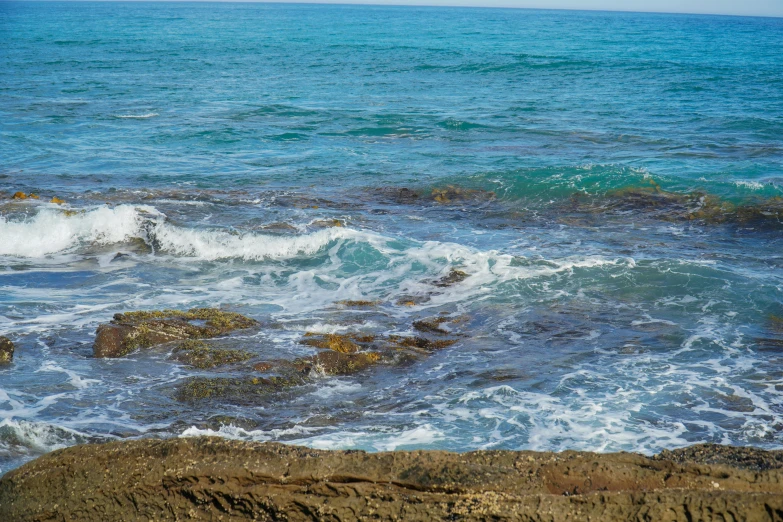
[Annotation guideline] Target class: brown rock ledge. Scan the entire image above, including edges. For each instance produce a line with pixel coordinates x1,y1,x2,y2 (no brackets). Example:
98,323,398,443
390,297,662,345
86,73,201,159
94,308,258,358
1,438,782,521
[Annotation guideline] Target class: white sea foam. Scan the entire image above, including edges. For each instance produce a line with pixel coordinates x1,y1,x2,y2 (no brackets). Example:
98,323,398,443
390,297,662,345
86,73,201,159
114,112,158,119
734,180,765,190
0,205,156,257
0,204,380,261
148,221,374,261
180,424,320,441
36,361,101,390
0,419,98,474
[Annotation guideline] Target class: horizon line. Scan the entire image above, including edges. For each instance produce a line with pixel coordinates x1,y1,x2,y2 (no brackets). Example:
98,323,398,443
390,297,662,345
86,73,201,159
8,0,783,20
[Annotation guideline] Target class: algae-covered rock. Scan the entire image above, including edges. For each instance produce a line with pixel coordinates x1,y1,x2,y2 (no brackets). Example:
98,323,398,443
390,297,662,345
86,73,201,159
50,196,65,204
175,375,305,403
336,299,381,308
389,335,456,351
432,268,469,287
171,339,253,369
11,192,39,201
0,337,14,363
94,308,258,358
299,332,365,353
311,218,344,228
395,294,431,306
3,438,783,522
569,183,783,228
293,350,383,376
430,185,495,204
412,316,451,334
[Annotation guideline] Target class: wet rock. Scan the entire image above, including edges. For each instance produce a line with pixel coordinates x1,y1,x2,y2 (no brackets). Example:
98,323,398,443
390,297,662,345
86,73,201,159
300,332,377,353
430,185,495,204
93,308,258,358
300,332,362,353
372,186,421,205
50,196,65,204
3,438,783,522
388,335,456,351
336,299,381,308
569,184,783,228
432,268,469,287
258,221,298,233
395,294,431,306
252,361,274,372
412,316,451,334
171,339,253,369
175,375,305,403
0,337,14,363
655,443,783,471
11,192,38,200
293,350,383,376
311,218,344,228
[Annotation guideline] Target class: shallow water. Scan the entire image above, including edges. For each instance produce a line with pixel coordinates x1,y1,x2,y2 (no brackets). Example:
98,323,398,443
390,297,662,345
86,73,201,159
1,2,783,475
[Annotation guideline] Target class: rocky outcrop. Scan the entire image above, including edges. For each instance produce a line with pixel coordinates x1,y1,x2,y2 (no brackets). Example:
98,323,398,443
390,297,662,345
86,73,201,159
567,183,783,228
171,339,253,369
0,337,14,363
172,323,463,404
1,438,782,521
93,308,258,358
11,192,39,200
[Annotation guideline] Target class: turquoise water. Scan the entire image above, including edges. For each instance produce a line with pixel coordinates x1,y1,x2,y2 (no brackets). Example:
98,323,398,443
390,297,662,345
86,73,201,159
1,2,783,474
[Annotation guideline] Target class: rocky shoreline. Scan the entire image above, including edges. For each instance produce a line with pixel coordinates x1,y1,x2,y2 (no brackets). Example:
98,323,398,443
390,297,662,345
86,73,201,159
1,438,782,521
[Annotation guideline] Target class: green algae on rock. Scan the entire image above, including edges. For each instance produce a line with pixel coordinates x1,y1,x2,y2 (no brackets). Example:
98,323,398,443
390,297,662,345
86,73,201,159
171,339,253,369
335,299,382,308
0,336,14,363
2,438,782,522
567,183,783,228
293,350,383,376
299,332,375,353
93,308,258,358
430,185,496,205
174,375,306,403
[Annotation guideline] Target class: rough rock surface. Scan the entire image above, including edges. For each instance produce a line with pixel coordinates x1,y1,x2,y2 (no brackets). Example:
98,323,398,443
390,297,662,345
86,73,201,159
0,336,14,363
1,438,782,521
93,308,258,358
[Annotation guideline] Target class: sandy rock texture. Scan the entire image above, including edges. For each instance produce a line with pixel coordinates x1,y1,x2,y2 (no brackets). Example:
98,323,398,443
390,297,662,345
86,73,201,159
1,438,782,521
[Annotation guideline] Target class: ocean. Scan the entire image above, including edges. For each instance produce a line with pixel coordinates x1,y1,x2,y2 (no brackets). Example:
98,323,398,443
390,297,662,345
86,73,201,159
1,1,782,475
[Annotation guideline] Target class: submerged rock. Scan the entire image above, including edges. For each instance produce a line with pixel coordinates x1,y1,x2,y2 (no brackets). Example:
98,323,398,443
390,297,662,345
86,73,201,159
412,315,467,335
371,185,495,206
568,183,783,228
336,299,381,308
2,438,782,522
258,221,298,233
0,337,14,363
311,218,344,228
430,185,495,204
432,268,469,287
93,308,258,358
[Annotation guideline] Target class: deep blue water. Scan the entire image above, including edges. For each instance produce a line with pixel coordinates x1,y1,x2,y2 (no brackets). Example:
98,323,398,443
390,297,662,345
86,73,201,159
1,2,783,475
